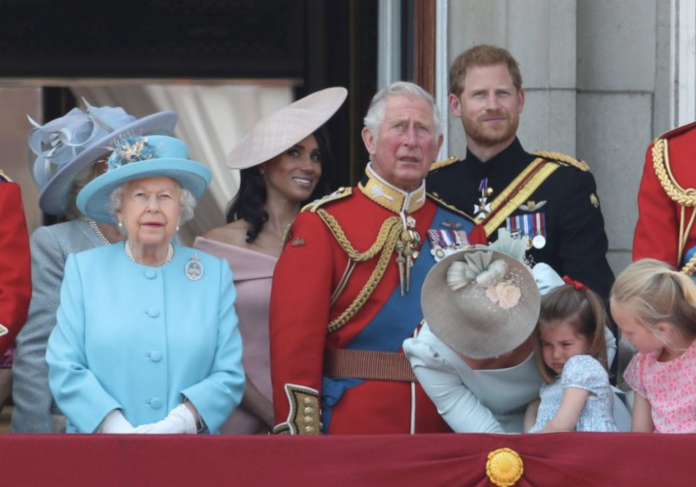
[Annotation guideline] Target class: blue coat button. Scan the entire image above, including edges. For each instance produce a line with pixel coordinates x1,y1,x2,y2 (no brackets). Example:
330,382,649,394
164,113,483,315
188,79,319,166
149,351,162,362
144,269,157,279
145,308,160,318
150,398,163,409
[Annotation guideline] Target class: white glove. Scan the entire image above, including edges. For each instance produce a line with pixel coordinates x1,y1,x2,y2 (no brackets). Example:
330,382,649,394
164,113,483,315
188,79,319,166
532,263,565,296
97,410,136,434
134,404,198,434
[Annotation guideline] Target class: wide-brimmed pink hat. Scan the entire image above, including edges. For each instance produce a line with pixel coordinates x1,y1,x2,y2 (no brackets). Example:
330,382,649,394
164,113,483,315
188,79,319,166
226,87,347,170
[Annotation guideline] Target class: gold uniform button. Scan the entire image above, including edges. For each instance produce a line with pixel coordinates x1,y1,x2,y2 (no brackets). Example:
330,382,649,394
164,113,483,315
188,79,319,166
304,407,314,415
303,397,313,406
304,425,315,433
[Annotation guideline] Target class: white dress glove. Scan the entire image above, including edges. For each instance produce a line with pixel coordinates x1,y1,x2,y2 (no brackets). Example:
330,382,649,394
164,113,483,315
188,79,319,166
532,263,565,296
97,410,136,434
134,404,198,434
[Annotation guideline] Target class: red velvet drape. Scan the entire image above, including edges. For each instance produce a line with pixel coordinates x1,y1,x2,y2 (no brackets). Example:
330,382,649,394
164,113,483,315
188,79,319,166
1,433,692,486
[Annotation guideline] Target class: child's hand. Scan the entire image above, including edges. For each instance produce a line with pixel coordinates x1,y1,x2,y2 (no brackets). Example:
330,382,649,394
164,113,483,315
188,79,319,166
523,399,540,432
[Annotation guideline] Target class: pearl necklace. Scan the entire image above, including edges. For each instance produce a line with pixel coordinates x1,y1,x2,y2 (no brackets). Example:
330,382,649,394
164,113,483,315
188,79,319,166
87,219,111,246
124,242,174,266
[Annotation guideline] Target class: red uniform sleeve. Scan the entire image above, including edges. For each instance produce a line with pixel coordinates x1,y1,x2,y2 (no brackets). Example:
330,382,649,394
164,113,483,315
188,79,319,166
0,181,32,356
633,143,681,266
270,211,336,426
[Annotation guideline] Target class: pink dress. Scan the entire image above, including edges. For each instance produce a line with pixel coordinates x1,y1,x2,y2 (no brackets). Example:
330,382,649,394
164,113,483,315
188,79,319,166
623,340,696,433
194,237,277,434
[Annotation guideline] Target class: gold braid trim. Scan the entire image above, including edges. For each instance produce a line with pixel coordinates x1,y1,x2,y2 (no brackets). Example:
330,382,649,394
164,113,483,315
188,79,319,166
533,151,590,171
316,209,400,262
316,209,402,333
651,138,696,207
652,138,696,264
429,156,459,172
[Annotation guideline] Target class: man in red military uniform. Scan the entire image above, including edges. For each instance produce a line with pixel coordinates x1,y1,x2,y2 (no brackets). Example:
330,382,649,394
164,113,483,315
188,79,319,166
0,170,31,357
270,82,485,434
0,170,31,412
633,122,696,275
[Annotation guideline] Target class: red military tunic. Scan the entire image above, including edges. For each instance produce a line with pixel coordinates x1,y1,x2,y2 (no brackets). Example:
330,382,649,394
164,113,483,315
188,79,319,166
270,166,485,434
633,122,696,271
0,173,32,356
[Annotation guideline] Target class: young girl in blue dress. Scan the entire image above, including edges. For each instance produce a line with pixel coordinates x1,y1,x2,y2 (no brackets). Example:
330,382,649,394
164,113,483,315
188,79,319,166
525,277,618,433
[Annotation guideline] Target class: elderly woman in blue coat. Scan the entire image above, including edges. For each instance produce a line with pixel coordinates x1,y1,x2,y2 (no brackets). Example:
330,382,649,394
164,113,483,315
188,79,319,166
47,134,245,434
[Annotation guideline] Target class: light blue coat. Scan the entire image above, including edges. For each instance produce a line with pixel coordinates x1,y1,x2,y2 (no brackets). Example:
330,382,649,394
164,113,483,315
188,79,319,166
47,242,245,434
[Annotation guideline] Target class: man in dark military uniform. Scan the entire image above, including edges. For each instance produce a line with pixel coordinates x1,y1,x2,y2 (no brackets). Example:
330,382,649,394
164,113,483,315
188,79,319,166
428,45,614,298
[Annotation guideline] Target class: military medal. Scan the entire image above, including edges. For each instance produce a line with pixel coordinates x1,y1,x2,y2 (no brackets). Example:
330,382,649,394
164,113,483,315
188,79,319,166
474,178,493,220
505,212,547,250
531,212,546,249
532,234,546,249
185,254,204,281
428,229,471,262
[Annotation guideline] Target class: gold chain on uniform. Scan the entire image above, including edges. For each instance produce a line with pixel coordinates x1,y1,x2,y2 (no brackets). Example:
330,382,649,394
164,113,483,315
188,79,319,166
317,209,402,333
652,138,696,271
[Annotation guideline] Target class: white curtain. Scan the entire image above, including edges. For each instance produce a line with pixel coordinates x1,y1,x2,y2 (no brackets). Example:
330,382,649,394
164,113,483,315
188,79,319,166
71,83,293,244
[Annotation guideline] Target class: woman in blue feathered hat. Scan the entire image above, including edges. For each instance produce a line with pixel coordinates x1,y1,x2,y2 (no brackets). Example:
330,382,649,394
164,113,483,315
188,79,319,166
46,134,245,434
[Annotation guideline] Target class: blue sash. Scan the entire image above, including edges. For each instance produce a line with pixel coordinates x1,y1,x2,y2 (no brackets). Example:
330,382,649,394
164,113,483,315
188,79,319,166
683,245,696,280
321,206,476,431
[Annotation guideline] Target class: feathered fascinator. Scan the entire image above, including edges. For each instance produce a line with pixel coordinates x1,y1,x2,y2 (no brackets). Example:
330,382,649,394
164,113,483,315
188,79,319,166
27,100,177,216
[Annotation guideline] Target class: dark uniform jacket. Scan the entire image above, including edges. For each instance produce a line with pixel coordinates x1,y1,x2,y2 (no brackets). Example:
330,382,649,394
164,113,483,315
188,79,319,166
427,138,614,299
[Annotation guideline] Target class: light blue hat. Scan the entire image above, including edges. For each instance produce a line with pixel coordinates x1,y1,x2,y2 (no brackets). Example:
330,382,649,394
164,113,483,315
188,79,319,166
77,135,212,224
28,101,177,216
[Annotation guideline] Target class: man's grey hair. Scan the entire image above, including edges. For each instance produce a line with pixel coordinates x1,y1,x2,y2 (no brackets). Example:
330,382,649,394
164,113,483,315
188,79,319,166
363,81,442,141
109,181,196,233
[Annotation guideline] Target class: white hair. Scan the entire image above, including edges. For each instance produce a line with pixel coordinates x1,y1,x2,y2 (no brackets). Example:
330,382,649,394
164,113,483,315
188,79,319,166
109,181,196,232
363,81,442,141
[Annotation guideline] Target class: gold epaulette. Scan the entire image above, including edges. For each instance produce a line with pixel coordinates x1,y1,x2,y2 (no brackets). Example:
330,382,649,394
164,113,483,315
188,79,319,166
429,156,459,172
533,151,590,172
302,187,352,213
426,192,476,221
0,169,13,182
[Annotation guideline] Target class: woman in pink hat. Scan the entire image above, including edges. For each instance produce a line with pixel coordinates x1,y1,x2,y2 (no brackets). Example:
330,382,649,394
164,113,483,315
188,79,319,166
194,87,346,434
